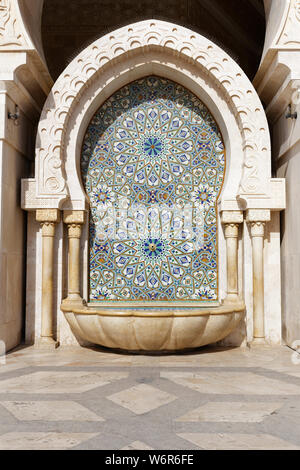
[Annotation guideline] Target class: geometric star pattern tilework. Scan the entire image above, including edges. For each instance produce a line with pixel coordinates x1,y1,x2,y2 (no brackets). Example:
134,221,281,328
81,76,225,302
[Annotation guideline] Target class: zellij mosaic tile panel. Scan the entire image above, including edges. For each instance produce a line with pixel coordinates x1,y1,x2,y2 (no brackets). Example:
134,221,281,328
81,76,225,302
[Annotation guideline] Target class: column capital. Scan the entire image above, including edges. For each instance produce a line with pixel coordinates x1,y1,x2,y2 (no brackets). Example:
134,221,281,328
36,209,61,223
221,210,243,224
67,223,82,239
249,221,266,237
224,223,239,239
40,222,56,237
63,210,85,225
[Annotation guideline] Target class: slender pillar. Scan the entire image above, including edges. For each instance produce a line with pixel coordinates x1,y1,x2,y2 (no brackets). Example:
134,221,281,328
250,221,266,340
63,210,85,304
224,223,239,301
36,209,61,348
221,211,243,303
247,209,270,343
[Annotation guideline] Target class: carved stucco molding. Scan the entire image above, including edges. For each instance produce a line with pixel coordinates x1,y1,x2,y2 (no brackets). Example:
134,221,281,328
277,0,300,46
0,0,26,48
28,20,272,208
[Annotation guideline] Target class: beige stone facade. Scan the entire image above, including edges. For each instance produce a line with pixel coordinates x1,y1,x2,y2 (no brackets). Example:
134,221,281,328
0,1,299,353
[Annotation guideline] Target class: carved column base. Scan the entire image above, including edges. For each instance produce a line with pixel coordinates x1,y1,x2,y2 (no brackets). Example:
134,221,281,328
61,296,86,306
248,338,271,349
250,337,267,345
34,337,60,350
223,294,241,305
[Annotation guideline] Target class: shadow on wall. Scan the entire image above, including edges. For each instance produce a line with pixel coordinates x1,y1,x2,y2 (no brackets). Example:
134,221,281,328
41,0,265,82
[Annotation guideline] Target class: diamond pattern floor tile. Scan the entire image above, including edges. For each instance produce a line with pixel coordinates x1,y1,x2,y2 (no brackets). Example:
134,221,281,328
175,401,282,422
121,440,154,450
107,384,177,414
1,345,300,450
0,371,128,393
0,432,98,450
0,401,104,421
178,432,300,450
162,371,300,395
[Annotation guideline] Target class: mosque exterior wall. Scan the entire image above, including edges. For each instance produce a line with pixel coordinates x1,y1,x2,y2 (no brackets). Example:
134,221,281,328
0,0,298,353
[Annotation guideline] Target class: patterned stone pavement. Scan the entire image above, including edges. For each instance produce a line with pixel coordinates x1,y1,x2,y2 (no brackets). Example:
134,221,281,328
0,344,300,450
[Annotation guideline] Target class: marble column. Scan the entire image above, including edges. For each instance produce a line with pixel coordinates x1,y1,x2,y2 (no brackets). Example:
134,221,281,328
36,209,61,348
247,209,271,343
63,210,86,305
221,211,243,303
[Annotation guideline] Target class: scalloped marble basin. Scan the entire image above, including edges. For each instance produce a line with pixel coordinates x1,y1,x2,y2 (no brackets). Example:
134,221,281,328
61,302,245,351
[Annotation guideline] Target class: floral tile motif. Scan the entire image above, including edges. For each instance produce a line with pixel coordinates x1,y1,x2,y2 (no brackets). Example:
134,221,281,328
81,76,225,302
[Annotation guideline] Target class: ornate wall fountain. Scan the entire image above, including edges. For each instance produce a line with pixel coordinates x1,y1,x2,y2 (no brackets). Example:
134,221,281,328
21,20,285,350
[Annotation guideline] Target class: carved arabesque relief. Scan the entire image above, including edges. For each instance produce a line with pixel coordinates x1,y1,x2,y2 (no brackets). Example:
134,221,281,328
0,0,25,47
31,20,271,207
277,0,300,46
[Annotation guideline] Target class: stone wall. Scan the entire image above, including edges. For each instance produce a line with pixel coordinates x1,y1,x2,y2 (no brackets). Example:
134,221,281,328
254,0,300,348
0,0,52,352
0,108,30,351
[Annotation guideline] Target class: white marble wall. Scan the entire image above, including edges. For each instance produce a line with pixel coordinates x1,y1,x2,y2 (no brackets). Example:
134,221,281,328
264,211,282,344
253,0,300,349
0,0,52,353
0,94,32,351
0,1,291,352
277,138,300,347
